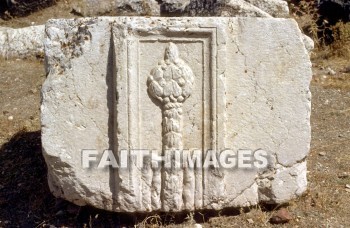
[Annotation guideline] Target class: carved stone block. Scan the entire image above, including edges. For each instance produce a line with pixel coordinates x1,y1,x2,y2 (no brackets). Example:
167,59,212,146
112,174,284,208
42,17,312,212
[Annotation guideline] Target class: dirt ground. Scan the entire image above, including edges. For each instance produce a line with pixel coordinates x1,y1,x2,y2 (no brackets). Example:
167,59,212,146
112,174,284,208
0,2,350,227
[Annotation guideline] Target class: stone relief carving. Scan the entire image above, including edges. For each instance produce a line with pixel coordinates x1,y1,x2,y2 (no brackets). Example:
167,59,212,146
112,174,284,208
147,42,195,151
42,18,312,212
146,42,195,210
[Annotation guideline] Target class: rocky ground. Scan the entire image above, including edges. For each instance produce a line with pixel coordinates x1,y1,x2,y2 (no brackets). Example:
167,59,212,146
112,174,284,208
0,1,349,227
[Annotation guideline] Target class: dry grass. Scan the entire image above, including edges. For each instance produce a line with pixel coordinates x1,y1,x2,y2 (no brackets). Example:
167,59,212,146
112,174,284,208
290,0,350,59
290,0,323,47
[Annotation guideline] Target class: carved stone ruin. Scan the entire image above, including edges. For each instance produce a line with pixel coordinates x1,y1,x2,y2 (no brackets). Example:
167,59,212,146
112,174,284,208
41,17,312,212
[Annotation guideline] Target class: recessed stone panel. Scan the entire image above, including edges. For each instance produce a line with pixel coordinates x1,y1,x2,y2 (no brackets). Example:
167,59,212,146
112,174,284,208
42,17,312,212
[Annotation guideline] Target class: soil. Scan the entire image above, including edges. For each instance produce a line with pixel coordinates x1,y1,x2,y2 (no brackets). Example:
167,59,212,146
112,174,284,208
0,2,350,227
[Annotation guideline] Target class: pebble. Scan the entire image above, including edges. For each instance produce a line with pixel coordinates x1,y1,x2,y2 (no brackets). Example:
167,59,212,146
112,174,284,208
194,224,202,228
8,116,13,121
247,218,254,224
346,184,350,189
338,172,349,178
55,210,65,217
318,152,326,156
326,67,336,75
30,88,37,94
270,208,292,224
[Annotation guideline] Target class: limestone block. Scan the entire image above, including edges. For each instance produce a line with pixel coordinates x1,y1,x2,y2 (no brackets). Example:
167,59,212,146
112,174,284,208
42,17,312,212
0,25,44,58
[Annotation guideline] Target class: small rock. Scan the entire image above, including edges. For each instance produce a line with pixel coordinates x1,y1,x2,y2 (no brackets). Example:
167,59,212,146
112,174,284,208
338,172,349,178
346,184,350,189
247,218,254,224
8,116,13,121
318,152,326,156
270,208,292,224
342,66,350,73
30,88,38,94
55,210,65,217
326,67,336,75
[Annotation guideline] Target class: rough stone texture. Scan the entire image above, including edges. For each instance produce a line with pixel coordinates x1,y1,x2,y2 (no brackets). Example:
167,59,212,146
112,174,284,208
302,34,315,54
70,0,288,17
0,25,44,58
42,17,312,212
71,0,160,16
243,0,289,17
0,0,289,59
162,0,289,17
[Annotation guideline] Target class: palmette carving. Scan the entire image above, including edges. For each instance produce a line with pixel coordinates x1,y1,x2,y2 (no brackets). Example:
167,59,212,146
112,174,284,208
147,42,195,150
147,42,195,210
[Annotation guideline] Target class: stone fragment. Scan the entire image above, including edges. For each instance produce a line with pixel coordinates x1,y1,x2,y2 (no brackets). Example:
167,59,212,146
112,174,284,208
164,0,289,17
326,67,336,76
270,208,292,224
71,0,160,16
247,218,254,224
70,0,289,17
302,34,314,54
338,172,349,178
42,17,312,212
0,25,44,58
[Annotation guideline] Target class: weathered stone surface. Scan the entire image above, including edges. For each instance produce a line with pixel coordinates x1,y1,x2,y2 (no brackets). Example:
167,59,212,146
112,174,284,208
0,25,44,58
42,17,312,212
302,34,314,54
243,0,289,17
70,0,288,17
161,0,289,17
71,0,160,16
